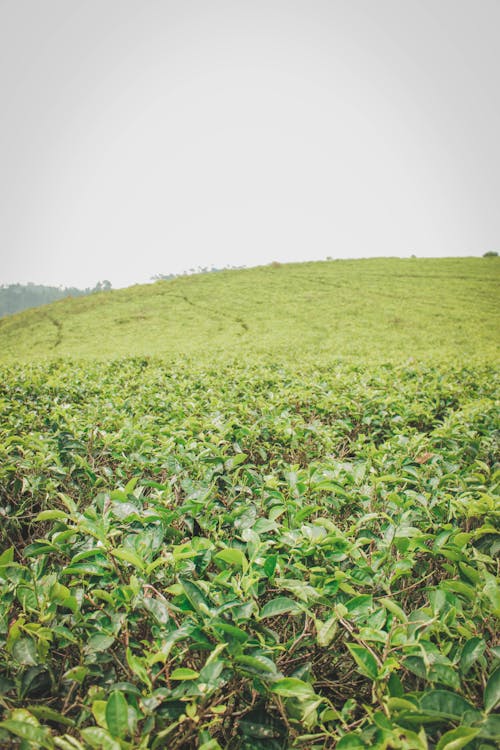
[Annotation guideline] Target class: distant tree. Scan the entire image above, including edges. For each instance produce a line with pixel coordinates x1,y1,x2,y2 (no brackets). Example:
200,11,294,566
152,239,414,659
92,280,112,292
0,281,112,318
483,250,498,257
151,273,178,282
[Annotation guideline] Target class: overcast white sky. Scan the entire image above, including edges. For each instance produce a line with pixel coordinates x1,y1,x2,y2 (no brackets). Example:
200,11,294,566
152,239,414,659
1,0,499,289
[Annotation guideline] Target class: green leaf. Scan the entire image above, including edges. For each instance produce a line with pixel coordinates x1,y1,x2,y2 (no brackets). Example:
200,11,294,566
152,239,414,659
388,696,422,713
346,643,379,679
388,673,404,698
35,510,70,522
205,642,228,667
179,577,214,615
286,694,322,730
459,637,486,676
54,736,85,750
419,690,480,721
429,663,460,690
12,637,38,666
85,634,115,653
110,547,145,571
212,621,249,643
345,594,373,620
199,739,223,750
20,666,51,699
63,666,88,684
271,678,315,698
225,453,247,470
143,596,169,625
124,476,139,495
263,554,277,578
458,562,480,584
80,726,121,750
214,548,248,572
336,734,366,749
435,726,480,750
126,648,152,689
105,691,129,739
0,719,54,749
440,580,476,601
484,666,500,713
0,547,14,567
478,714,500,740
260,596,301,618
277,577,320,603
27,705,75,727
483,575,500,616
170,668,200,680
0,676,15,695
404,655,427,680
17,585,39,611
61,562,110,576
234,654,278,677
50,582,78,613
92,700,107,729
316,615,338,647
380,596,407,622
50,581,71,601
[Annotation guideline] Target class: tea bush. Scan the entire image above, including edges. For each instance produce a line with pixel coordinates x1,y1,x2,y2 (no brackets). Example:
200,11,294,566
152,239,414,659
0,360,498,748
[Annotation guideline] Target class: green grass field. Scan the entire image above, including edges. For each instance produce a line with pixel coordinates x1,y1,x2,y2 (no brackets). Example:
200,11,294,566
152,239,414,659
0,258,499,750
0,257,498,362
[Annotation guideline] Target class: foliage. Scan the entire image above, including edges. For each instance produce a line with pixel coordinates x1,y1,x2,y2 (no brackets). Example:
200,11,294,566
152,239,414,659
0,257,498,362
0,282,112,319
0,359,498,748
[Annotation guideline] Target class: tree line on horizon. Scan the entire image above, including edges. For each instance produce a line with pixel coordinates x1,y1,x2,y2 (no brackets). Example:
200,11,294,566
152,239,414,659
0,280,112,318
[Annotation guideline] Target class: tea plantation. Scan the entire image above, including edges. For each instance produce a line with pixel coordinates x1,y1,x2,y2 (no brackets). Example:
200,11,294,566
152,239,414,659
0,259,498,749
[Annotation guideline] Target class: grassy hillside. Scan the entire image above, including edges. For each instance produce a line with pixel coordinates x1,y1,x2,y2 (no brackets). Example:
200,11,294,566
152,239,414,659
0,257,498,362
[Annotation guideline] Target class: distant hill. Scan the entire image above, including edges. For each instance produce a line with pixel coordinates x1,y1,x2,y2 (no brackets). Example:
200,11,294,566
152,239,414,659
0,258,498,363
0,281,112,318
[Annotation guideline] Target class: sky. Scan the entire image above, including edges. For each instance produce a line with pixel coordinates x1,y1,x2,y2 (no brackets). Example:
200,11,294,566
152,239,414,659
0,0,499,289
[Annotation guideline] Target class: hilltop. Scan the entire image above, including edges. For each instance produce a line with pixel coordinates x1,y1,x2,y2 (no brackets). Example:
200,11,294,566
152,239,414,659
0,257,498,362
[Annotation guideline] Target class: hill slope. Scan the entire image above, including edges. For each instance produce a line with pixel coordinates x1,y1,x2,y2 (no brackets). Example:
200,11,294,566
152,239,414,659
0,257,498,362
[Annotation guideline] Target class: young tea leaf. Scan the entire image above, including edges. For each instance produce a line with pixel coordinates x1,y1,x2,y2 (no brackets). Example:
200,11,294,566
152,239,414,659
105,691,129,739
179,577,214,615
214,548,248,572
260,596,301,618
459,637,486,676
271,678,315,698
346,643,379,680
170,668,199,680
484,666,500,713
316,615,338,647
435,726,480,750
